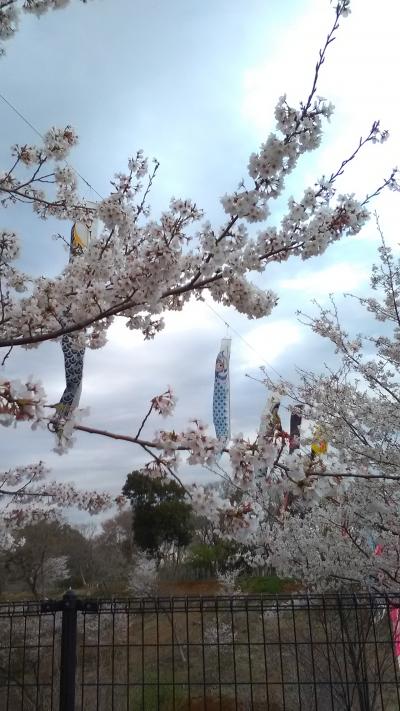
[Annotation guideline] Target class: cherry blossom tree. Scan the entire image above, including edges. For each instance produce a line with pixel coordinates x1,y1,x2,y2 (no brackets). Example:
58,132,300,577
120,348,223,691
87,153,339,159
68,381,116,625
1,0,398,533
235,226,400,592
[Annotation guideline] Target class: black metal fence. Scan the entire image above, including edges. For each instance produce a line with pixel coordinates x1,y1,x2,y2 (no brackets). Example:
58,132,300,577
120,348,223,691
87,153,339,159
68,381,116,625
1,592,400,710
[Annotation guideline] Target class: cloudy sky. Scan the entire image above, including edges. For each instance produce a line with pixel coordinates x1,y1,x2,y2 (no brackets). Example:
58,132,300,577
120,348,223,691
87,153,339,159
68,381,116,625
1,0,399,506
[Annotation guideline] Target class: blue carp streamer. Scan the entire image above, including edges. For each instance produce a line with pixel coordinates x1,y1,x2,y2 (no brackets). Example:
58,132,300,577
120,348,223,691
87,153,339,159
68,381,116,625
52,220,93,425
57,334,85,417
213,338,231,444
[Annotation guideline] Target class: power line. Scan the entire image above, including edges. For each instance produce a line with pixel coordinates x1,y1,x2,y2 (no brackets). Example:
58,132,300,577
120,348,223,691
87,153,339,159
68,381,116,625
204,299,284,380
0,91,104,200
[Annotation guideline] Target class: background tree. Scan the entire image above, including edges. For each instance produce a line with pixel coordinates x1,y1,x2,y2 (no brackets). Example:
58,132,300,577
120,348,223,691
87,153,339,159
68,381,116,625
123,471,193,566
80,510,135,593
97,509,135,563
226,231,400,592
0,510,137,596
4,518,71,597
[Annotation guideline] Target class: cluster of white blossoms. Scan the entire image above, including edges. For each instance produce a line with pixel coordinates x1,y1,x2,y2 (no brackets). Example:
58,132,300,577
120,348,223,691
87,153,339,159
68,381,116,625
1,378,344,521
151,387,177,418
265,479,400,592
220,190,270,223
2,3,396,354
0,377,46,427
43,126,79,160
189,484,260,540
247,95,335,192
0,119,391,350
0,461,119,525
0,229,29,294
1,127,87,224
50,409,92,458
11,144,42,167
112,279,400,582
229,436,268,489
0,229,20,264
154,420,223,466
36,480,115,515
209,277,278,319
0,2,18,49
97,194,128,230
0,462,48,488
223,237,400,591
9,126,78,169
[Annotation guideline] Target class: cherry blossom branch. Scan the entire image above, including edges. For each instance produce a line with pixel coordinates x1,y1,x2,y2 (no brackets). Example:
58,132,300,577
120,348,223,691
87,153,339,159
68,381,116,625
1,344,12,366
74,423,168,449
135,402,154,440
299,1,346,120
133,158,160,222
363,169,400,205
74,422,224,458
138,443,189,494
298,298,400,405
75,419,400,490
374,212,400,329
0,272,224,348
316,472,400,481
0,4,394,356
327,121,386,189
0,472,37,499
1,489,52,497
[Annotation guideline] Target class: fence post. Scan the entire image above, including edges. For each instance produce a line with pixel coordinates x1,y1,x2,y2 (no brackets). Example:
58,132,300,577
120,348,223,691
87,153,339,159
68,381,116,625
59,590,78,711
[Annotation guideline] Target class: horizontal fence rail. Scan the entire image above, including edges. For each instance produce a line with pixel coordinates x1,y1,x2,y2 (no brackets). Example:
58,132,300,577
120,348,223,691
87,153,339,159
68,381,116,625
1,593,400,710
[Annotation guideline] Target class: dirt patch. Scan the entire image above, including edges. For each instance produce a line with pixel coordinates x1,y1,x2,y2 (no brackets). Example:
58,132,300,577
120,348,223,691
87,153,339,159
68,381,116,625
188,698,281,710
157,579,223,596
187,698,280,710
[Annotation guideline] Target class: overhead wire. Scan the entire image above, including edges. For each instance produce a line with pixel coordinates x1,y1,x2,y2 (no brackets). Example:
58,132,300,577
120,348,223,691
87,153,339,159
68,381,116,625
204,299,284,381
0,91,104,200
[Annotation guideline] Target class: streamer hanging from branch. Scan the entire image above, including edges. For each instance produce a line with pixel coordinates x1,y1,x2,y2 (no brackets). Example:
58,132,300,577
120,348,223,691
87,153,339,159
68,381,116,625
258,393,282,444
280,403,304,513
213,338,231,445
256,392,282,485
52,207,98,426
289,404,303,454
310,424,328,458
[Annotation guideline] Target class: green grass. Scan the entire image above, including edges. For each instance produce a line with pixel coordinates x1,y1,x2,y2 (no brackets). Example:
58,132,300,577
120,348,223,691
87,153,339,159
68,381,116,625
128,672,189,710
238,574,293,594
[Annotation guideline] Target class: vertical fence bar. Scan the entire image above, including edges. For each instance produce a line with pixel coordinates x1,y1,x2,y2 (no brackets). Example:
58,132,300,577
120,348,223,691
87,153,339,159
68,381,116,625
59,590,78,711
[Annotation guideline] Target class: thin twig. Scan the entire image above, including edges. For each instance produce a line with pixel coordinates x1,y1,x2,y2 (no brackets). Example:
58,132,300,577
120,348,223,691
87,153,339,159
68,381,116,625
1,345,12,366
139,443,190,495
74,423,187,450
135,402,154,440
